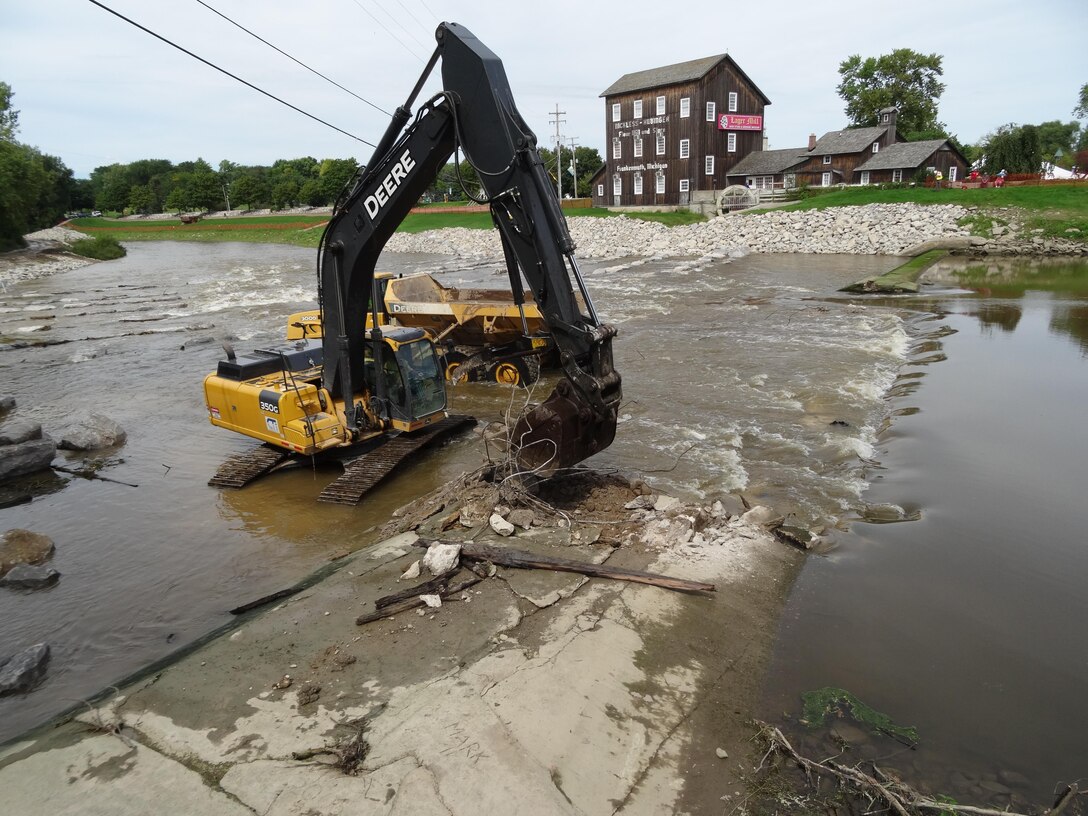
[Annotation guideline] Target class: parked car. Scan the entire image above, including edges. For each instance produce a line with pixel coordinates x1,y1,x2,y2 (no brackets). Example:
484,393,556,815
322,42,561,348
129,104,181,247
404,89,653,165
91,210,102,217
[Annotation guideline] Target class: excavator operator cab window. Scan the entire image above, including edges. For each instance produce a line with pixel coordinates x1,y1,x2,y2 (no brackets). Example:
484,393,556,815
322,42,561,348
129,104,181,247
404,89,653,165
383,339,446,421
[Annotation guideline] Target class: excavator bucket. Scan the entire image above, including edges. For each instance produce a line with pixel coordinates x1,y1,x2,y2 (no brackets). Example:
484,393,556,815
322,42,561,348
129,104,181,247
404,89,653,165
511,378,617,477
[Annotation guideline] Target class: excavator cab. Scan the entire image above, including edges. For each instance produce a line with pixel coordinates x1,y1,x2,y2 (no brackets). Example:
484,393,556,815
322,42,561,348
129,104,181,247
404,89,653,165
365,328,446,431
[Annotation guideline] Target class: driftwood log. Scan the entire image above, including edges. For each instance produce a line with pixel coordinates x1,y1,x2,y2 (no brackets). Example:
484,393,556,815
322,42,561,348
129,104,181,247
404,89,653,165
446,540,716,594
355,573,482,625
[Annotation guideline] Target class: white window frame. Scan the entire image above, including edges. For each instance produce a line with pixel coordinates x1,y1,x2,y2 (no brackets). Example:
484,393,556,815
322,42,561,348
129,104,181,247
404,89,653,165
633,99,642,119
597,183,604,197
656,132,665,156
613,175,622,196
655,171,665,194
656,95,665,115
881,112,890,123
948,166,958,182
706,101,716,122
705,155,715,175
821,171,832,186
679,138,690,159
892,169,903,183
612,138,621,160
679,178,690,193
612,103,621,123
727,133,737,153
680,97,690,118
823,155,831,165
633,173,643,195
634,138,643,158
860,171,870,185
728,92,738,112
872,142,880,153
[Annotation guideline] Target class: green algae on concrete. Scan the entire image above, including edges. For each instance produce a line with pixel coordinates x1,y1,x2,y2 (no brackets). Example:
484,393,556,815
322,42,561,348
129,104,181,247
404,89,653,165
839,249,948,294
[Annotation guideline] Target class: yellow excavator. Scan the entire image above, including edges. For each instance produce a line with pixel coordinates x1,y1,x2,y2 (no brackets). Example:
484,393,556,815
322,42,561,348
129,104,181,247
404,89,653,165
203,22,621,503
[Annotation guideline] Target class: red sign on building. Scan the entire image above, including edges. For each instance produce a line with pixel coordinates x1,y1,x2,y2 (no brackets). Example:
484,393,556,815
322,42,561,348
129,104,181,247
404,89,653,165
718,114,763,131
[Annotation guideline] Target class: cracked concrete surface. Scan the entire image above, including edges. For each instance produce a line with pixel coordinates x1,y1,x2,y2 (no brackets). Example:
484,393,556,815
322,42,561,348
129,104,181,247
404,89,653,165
0,492,799,815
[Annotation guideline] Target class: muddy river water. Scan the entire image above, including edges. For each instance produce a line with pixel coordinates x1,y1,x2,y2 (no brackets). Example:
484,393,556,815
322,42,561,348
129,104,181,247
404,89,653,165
1,242,1085,802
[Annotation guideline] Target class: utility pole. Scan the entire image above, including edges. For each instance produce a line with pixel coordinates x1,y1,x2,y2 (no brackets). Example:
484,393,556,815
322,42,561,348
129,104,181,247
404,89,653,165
548,104,566,199
567,137,579,198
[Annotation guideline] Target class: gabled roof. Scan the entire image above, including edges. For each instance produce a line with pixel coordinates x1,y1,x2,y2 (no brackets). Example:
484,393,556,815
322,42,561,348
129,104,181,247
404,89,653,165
809,126,889,156
600,54,771,105
855,139,960,171
725,148,808,176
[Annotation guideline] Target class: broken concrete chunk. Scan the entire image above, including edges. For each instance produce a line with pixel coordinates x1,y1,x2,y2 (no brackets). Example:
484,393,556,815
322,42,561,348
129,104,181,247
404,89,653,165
740,505,783,527
715,747,729,759
0,419,42,446
420,594,442,609
55,412,127,451
506,508,535,530
422,542,461,576
399,560,421,581
0,643,51,696
489,513,515,537
623,495,655,510
0,436,56,482
653,495,680,512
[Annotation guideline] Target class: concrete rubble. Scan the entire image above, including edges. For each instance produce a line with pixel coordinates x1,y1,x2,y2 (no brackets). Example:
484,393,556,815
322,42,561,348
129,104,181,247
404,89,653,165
0,472,802,815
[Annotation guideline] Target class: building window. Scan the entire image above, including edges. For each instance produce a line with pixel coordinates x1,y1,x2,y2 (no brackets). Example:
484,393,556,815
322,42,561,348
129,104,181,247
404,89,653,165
882,112,890,123
821,172,832,186
785,174,796,188
705,155,715,175
860,171,870,185
612,138,621,159
634,138,643,158
656,95,665,115
679,139,690,159
872,142,879,153
656,171,665,194
656,132,665,155
728,92,738,112
706,101,716,122
823,155,831,165
948,166,958,182
613,175,621,196
679,178,690,193
634,173,643,195
680,97,690,118
612,103,620,123
597,183,604,197
892,169,903,183
633,99,642,119
727,133,737,153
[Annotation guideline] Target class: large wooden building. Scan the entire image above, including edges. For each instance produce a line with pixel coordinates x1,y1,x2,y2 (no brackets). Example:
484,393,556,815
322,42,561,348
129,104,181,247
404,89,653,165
594,54,770,208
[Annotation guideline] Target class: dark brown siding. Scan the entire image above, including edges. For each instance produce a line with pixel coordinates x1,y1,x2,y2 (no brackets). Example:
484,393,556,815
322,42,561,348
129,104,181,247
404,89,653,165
602,56,767,206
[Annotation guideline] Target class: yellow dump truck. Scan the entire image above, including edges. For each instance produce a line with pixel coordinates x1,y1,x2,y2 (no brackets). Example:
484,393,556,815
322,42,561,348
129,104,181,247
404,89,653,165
287,272,553,386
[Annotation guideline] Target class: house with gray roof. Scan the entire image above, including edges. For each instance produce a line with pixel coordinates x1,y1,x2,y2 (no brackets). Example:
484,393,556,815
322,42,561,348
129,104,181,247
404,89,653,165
596,53,770,209
854,138,968,185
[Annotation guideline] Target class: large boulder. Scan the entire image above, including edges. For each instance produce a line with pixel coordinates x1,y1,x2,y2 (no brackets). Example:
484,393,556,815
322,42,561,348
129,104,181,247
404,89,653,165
0,396,15,416
0,643,51,695
0,529,56,577
0,436,56,482
55,413,127,451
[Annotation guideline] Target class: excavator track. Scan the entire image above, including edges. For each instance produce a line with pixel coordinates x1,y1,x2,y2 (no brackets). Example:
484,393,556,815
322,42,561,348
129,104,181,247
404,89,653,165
208,444,293,489
317,415,476,506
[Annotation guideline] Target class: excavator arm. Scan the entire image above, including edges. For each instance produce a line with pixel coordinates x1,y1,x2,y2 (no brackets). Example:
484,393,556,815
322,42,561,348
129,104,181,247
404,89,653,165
320,22,620,473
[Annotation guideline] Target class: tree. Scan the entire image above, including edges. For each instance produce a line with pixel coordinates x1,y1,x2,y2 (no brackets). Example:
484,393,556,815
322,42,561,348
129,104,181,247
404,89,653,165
1035,120,1080,166
319,157,359,203
231,172,266,209
980,123,1041,174
837,49,946,135
1074,82,1088,120
0,80,18,141
128,184,155,214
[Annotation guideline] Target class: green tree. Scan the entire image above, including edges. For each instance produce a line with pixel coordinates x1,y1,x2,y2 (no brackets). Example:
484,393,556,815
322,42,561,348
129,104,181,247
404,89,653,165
980,123,1041,174
837,49,946,135
231,172,266,209
271,179,299,209
1074,82,1088,120
299,177,324,206
128,184,155,214
1035,120,1080,165
0,80,18,141
319,157,359,204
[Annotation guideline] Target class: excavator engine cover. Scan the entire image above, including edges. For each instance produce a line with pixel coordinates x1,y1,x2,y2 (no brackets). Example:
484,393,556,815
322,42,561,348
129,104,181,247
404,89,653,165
512,379,616,476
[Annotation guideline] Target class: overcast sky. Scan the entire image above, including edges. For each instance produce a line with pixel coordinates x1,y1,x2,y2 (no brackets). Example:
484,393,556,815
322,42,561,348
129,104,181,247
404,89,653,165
2,0,1085,178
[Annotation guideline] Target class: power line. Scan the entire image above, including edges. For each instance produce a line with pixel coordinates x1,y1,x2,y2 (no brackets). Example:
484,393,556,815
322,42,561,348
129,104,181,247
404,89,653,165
418,0,438,20
371,1,429,52
194,0,391,117
348,0,427,63
86,0,376,148
392,0,430,33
